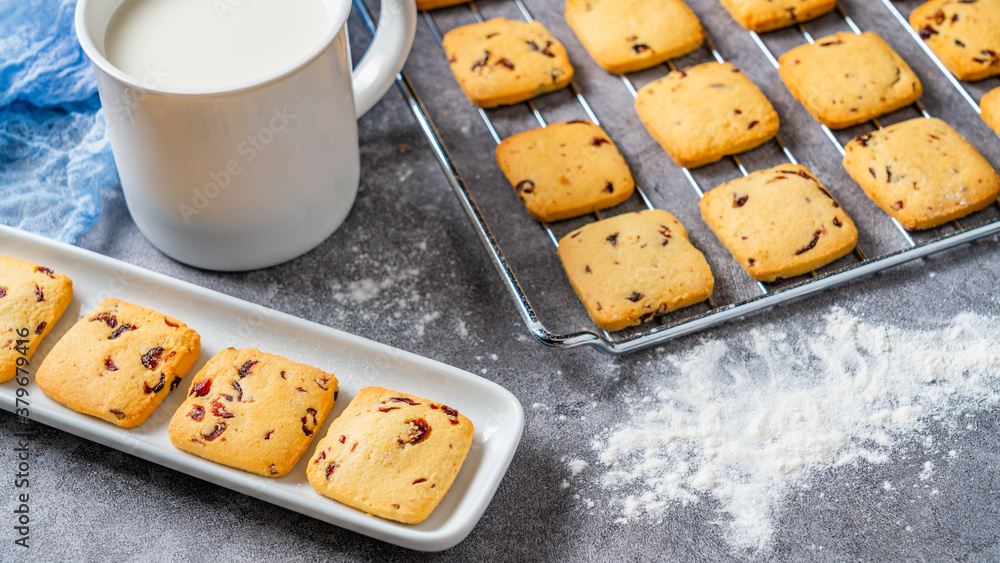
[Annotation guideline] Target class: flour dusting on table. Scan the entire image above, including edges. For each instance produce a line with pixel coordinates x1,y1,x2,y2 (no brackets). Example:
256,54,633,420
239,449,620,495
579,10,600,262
577,307,1000,552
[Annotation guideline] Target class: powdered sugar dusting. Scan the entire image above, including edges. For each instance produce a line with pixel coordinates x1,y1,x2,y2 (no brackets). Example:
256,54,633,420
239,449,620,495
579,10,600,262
578,307,1000,553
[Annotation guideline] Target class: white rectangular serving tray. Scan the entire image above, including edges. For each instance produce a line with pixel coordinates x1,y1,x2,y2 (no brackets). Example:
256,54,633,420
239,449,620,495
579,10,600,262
0,225,524,552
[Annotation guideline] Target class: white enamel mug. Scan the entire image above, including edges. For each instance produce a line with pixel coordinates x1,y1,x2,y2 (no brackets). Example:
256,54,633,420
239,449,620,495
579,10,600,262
76,0,416,271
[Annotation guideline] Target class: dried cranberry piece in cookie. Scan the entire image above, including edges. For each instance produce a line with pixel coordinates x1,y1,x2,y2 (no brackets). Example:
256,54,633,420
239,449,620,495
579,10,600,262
190,379,212,397
398,418,432,446
142,346,165,370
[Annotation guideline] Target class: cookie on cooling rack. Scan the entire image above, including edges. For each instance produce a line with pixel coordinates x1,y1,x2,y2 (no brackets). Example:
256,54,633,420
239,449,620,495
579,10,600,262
564,0,704,73
634,61,779,169
910,0,1000,81
778,32,923,129
307,386,474,524
842,117,1000,230
442,18,574,108
495,120,635,222
169,348,338,477
982,87,1000,137
719,0,837,32
0,256,73,383
36,299,200,428
416,0,469,10
557,209,714,332
721,0,837,32
699,164,857,282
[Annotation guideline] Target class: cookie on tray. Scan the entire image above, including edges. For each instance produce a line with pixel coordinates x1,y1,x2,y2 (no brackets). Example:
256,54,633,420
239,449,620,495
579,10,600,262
699,164,858,282
416,0,468,10
169,348,338,477
635,61,779,168
0,256,73,383
557,209,714,331
35,299,200,428
720,0,837,32
564,0,705,73
778,32,923,129
842,117,1000,230
495,120,635,222
306,387,474,524
442,18,574,108
980,86,1000,136
910,0,1000,81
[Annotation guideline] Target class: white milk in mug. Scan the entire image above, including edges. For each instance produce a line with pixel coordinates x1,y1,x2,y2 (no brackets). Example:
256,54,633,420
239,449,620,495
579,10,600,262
105,0,334,89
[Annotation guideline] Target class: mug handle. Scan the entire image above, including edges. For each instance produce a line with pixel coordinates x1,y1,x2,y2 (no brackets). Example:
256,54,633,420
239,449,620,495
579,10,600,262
352,0,417,118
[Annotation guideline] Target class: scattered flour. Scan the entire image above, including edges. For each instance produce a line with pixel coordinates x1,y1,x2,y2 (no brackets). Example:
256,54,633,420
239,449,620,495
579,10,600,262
918,461,935,481
329,268,421,305
346,278,387,303
396,163,414,183
413,311,442,338
575,307,1000,553
328,267,451,340
568,459,588,476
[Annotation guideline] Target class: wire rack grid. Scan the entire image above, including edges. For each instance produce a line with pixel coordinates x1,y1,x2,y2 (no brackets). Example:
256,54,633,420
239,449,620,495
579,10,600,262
354,0,1000,354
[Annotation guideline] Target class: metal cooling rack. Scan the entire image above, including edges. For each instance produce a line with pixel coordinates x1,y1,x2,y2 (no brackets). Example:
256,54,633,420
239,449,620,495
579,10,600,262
355,0,1000,354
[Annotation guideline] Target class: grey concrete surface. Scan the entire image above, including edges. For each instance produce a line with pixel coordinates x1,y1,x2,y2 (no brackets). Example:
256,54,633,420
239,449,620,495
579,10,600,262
3,0,1000,560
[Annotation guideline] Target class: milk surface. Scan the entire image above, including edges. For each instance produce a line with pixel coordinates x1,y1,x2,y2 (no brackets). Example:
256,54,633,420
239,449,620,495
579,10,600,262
104,0,334,90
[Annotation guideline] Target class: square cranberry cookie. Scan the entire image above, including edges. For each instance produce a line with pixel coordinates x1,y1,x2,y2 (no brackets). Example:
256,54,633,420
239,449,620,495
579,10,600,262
169,348,338,477
307,387,474,524
36,298,200,428
0,255,73,383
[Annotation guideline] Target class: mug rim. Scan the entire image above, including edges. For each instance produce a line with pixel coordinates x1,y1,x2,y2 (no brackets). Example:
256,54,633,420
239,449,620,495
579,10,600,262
75,0,353,98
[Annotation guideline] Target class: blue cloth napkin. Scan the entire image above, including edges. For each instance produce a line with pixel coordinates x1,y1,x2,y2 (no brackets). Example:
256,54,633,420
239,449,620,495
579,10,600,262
0,0,118,242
